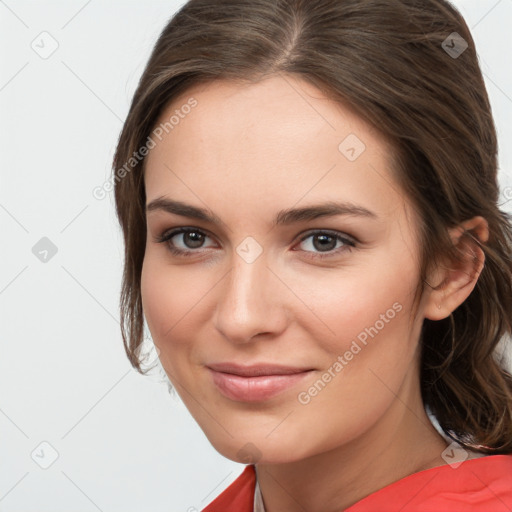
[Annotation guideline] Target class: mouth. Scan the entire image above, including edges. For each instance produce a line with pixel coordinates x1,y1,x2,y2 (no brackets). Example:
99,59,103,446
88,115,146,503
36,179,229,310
206,362,315,402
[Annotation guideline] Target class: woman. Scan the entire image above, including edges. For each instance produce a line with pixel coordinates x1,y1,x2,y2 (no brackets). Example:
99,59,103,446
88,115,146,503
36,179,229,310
112,0,512,510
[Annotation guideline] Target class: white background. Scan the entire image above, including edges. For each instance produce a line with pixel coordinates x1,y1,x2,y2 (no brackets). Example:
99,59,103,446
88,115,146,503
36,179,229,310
1,1,511,510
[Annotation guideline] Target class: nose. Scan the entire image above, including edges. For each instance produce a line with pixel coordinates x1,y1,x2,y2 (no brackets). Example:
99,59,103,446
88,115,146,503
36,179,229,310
213,248,288,344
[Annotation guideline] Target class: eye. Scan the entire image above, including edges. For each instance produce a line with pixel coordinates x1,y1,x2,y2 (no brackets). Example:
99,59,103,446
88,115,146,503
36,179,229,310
155,227,216,257
294,230,356,259
155,227,357,260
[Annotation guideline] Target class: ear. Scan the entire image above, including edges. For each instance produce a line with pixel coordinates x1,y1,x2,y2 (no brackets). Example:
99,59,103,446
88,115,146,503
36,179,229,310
424,216,489,321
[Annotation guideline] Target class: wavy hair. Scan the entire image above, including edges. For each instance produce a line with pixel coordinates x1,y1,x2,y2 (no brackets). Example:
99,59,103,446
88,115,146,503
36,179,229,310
112,0,512,454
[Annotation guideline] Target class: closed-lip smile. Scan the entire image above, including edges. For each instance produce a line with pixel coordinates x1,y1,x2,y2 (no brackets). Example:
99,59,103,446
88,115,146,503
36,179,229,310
207,362,314,402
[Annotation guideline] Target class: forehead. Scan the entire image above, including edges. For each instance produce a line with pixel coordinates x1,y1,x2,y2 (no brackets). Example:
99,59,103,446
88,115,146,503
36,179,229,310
143,74,405,223
149,74,390,159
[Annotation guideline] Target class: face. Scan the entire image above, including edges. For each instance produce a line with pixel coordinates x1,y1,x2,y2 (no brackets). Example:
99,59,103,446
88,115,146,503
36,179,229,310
141,74,431,464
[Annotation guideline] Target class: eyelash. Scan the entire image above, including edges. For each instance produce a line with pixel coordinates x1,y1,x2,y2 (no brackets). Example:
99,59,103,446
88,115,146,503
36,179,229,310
154,227,357,260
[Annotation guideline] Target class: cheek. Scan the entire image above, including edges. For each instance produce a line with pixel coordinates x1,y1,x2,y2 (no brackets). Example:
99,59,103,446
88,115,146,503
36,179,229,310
280,250,419,358
140,254,208,352
287,278,419,456
308,259,420,409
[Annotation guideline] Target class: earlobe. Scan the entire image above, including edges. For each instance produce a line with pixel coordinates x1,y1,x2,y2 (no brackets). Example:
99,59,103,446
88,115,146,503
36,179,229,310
424,216,489,321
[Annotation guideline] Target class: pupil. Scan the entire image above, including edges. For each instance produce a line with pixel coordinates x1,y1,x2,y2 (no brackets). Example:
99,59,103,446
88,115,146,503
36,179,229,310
185,231,204,248
314,234,335,252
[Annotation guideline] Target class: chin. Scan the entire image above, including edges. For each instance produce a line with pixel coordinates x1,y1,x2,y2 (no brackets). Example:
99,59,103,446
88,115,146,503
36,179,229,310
204,427,316,465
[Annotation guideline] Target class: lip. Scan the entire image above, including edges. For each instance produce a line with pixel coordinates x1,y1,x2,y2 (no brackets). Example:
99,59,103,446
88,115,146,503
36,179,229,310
207,362,314,402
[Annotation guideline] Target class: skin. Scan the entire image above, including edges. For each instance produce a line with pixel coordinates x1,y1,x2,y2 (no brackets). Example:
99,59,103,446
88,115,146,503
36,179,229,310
141,74,488,511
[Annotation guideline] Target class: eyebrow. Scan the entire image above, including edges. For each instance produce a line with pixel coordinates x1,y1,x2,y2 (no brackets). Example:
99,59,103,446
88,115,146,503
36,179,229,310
146,197,377,226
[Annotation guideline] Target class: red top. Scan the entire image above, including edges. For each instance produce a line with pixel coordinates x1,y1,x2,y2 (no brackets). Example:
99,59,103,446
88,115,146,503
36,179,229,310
202,454,512,511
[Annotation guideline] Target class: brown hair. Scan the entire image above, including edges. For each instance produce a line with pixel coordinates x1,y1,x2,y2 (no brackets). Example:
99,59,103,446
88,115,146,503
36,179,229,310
112,0,512,454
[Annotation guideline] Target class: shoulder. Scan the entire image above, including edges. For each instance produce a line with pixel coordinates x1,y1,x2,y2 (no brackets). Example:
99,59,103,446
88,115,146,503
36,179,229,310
346,454,512,512
200,455,512,512
201,465,256,512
